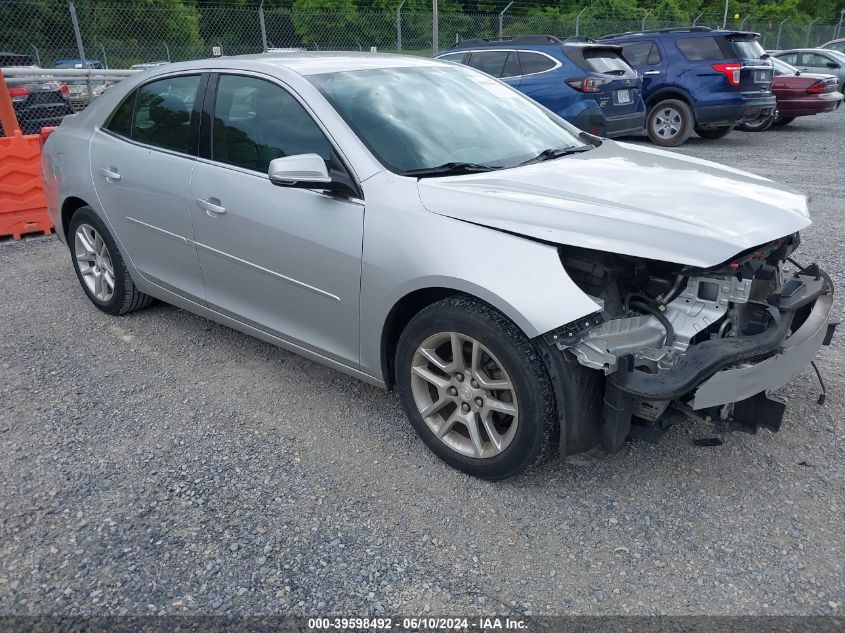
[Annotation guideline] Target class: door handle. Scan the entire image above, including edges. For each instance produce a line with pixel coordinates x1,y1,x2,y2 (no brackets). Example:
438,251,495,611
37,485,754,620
100,166,121,181
643,70,661,76
196,197,227,216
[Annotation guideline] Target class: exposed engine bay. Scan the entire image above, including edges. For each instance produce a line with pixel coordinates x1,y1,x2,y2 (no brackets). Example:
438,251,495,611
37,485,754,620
547,233,836,451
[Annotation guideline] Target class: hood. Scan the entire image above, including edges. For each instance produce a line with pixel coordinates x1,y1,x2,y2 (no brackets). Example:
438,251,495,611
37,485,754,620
416,140,810,268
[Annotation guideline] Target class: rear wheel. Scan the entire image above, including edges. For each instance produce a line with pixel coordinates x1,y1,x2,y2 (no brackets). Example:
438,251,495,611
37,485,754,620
646,99,693,147
736,113,774,132
68,206,153,315
694,124,733,139
772,116,795,127
395,296,558,480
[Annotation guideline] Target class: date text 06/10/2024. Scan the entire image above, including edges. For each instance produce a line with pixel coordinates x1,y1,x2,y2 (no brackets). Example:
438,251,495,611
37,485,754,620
307,617,528,630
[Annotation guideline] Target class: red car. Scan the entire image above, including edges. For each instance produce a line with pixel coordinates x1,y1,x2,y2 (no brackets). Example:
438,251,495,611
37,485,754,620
738,57,842,131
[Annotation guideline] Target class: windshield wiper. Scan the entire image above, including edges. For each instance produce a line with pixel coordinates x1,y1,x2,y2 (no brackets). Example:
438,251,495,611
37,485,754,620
517,145,593,166
402,162,501,178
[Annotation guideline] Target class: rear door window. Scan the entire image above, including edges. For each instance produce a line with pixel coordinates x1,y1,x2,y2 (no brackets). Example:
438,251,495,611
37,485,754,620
437,52,467,64
132,75,201,153
105,92,136,137
501,52,521,78
777,52,800,65
518,51,556,75
466,51,510,77
676,36,724,61
620,40,660,66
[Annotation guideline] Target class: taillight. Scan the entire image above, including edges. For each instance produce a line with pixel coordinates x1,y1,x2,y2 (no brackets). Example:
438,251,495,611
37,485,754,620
8,86,29,103
59,83,69,97
807,80,831,94
39,127,56,148
566,76,611,93
712,63,741,87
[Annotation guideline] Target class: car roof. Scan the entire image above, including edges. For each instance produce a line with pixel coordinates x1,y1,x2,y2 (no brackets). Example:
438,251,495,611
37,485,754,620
137,52,448,77
600,27,755,41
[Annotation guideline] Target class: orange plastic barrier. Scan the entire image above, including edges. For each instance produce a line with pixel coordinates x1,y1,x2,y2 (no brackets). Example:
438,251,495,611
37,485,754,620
0,69,52,240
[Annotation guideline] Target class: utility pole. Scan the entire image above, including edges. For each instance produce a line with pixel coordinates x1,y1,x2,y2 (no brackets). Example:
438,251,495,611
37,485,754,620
641,9,653,32
432,0,438,55
396,0,406,52
776,16,790,49
722,0,729,29
259,1,269,52
575,5,588,38
499,1,513,39
805,17,819,48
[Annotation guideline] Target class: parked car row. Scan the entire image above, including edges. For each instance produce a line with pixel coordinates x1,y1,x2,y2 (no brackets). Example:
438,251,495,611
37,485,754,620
0,51,74,135
1,55,174,132
436,26,843,147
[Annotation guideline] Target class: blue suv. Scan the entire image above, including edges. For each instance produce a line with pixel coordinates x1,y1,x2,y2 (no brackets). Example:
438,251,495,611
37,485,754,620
436,35,646,138
599,26,776,146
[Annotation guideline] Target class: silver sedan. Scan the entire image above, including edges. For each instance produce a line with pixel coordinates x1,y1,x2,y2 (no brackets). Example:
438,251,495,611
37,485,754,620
43,53,834,479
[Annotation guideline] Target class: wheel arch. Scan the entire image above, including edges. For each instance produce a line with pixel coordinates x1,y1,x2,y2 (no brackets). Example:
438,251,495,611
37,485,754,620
60,196,91,241
646,88,695,111
379,282,546,389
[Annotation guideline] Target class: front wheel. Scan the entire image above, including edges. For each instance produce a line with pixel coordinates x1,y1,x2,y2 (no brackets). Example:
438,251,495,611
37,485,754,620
646,99,693,147
694,124,733,139
395,296,558,480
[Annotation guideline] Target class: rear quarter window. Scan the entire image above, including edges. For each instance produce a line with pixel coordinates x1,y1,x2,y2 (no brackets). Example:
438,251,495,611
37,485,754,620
518,51,556,75
620,41,661,66
676,36,724,61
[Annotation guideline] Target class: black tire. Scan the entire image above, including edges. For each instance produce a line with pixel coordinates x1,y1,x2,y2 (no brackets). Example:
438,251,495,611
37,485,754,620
773,117,795,127
646,99,693,147
694,124,733,139
68,206,154,315
395,295,558,480
736,114,774,133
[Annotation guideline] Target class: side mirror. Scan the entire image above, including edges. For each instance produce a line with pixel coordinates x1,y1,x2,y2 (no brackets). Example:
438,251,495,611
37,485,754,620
268,154,331,188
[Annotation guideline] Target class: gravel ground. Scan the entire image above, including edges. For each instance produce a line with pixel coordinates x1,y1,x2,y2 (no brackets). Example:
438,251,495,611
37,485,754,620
1,113,843,618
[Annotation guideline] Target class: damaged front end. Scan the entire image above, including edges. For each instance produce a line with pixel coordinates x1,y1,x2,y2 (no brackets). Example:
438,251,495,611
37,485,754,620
547,234,836,452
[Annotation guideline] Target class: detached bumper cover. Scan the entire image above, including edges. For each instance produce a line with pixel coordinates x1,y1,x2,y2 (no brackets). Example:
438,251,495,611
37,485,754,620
608,269,835,407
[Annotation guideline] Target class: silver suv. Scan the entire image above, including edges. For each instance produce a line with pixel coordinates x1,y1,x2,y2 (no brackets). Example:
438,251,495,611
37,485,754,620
42,53,834,479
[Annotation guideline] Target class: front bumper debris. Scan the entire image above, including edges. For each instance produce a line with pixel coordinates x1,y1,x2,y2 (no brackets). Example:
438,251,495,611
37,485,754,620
607,268,834,407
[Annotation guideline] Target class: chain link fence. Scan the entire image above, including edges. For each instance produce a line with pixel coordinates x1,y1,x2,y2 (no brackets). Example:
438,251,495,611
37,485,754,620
1,0,843,134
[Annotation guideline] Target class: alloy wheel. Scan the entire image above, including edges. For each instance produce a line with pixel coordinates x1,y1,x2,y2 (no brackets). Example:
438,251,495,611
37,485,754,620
410,331,519,459
653,107,682,139
74,223,115,302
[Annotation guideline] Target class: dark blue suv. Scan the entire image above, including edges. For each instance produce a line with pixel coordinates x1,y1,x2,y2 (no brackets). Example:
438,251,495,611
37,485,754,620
436,35,646,138
599,27,776,146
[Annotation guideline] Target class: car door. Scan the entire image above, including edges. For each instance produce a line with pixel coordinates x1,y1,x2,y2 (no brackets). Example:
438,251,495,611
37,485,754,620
618,39,666,98
797,51,844,87
90,73,207,302
190,73,364,366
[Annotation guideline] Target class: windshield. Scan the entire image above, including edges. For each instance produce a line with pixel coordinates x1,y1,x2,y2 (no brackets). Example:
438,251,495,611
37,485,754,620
731,38,766,59
308,65,587,175
772,57,798,75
